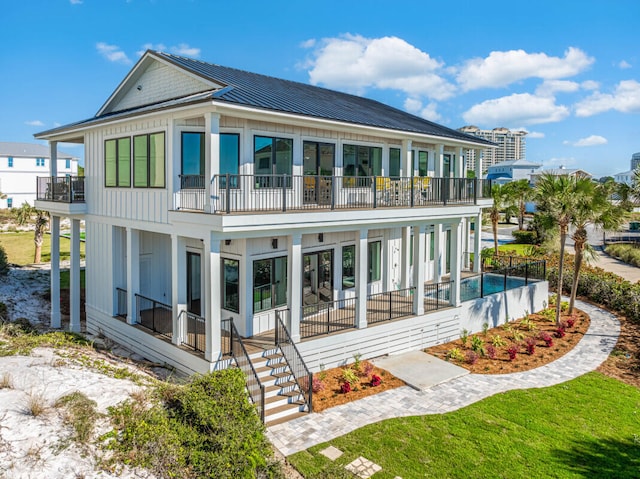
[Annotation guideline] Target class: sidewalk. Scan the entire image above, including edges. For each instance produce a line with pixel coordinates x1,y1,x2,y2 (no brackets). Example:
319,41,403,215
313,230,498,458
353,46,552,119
267,299,619,456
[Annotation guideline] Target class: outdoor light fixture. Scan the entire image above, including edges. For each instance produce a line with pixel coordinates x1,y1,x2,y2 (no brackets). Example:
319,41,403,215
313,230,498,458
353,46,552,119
272,238,278,249
225,239,231,245
318,233,324,242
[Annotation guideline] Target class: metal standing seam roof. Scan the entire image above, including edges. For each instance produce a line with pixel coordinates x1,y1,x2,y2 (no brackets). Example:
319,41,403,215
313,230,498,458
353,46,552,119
36,50,494,148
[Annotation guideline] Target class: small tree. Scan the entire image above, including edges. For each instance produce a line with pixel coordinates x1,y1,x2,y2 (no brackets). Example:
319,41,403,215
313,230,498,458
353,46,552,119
487,183,510,253
505,179,534,231
14,203,49,264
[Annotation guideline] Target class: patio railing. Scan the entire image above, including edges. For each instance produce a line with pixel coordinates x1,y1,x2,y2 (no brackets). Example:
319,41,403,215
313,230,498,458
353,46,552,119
221,318,265,422
181,310,205,353
300,297,357,339
174,174,492,214
115,287,127,319
275,312,313,413
423,280,453,312
135,293,172,339
36,176,85,203
367,287,415,324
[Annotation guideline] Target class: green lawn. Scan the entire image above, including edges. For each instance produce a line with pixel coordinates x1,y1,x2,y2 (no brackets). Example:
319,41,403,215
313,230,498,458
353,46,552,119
60,269,86,289
289,372,640,479
482,243,537,257
0,232,85,266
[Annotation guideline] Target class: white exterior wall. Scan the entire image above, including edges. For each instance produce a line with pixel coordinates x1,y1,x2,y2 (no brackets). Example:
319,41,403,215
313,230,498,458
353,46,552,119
0,156,77,208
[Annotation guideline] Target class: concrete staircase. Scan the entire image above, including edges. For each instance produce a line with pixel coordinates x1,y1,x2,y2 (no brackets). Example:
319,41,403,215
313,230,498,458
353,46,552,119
250,347,309,426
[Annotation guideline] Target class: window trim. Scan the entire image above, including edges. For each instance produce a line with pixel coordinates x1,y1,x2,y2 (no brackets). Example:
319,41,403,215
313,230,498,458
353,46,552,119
133,131,166,189
342,244,356,290
104,136,131,188
253,255,288,313
368,240,382,283
222,257,240,314
253,135,293,188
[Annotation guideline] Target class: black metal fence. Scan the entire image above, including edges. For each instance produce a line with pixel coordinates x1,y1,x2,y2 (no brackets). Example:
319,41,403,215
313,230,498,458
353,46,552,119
460,258,547,301
36,176,85,203
181,310,205,353
115,287,127,319
221,318,265,423
174,174,492,213
300,297,357,339
367,287,415,324
135,293,172,339
275,312,313,413
423,280,453,312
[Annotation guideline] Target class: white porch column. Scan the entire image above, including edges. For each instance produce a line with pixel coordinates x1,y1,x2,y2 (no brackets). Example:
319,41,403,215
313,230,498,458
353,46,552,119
50,215,61,328
204,233,222,362
473,212,482,273
457,148,465,178
434,144,444,177
412,224,426,316
204,113,221,213
288,233,302,342
400,226,411,289
49,141,58,177
433,223,443,283
126,228,140,325
69,218,81,333
355,228,368,329
402,140,412,177
450,220,462,306
474,148,483,179
463,218,472,269
171,234,187,346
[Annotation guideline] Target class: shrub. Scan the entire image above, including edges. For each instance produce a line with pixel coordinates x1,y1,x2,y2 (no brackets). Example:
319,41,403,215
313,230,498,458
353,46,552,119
363,361,374,376
491,334,507,348
340,381,351,394
465,350,479,365
460,328,469,346
352,353,362,372
511,229,537,244
485,344,497,360
447,347,464,361
555,327,566,338
470,335,486,356
0,244,8,276
507,344,519,361
370,375,382,387
55,391,99,447
312,376,325,393
566,316,576,328
538,331,553,347
539,308,556,322
482,322,489,336
102,369,280,479
524,337,536,355
342,367,359,387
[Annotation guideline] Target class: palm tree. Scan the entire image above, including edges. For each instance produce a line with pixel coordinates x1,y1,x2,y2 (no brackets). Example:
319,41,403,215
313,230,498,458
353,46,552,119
488,183,510,253
14,203,49,264
534,174,582,325
568,180,628,313
505,179,534,231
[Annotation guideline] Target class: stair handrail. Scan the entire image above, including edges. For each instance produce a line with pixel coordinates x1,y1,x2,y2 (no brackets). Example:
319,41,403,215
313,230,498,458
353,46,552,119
221,318,265,423
275,310,313,413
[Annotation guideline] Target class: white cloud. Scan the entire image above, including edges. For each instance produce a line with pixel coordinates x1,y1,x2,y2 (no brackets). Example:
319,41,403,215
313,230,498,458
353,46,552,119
24,120,44,126
69,0,82,4
305,34,455,100
137,43,200,58
526,131,545,139
570,135,608,147
300,39,316,49
404,98,441,122
543,157,578,169
462,93,570,126
96,42,131,64
619,60,632,69
535,80,580,97
575,80,640,116
456,47,594,91
581,80,600,90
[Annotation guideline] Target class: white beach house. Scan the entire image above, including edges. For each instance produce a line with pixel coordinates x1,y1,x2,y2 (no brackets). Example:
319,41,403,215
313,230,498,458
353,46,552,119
35,51,547,423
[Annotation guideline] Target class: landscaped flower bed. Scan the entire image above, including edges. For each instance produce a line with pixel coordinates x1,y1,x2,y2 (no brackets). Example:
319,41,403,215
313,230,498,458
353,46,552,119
426,300,590,374
311,355,405,412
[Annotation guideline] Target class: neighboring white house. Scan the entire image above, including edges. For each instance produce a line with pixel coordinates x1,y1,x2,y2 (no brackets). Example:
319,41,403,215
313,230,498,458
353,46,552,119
0,142,79,208
614,169,635,186
530,166,593,184
34,51,547,423
485,159,542,185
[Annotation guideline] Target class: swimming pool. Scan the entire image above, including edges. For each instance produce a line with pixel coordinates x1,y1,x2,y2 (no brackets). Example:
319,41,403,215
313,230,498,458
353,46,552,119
424,273,530,303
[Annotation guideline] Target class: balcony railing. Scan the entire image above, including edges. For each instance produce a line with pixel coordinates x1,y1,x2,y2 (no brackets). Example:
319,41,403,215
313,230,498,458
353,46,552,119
174,175,492,214
367,287,415,324
300,297,357,339
181,310,206,353
135,293,173,339
115,287,127,319
37,176,85,203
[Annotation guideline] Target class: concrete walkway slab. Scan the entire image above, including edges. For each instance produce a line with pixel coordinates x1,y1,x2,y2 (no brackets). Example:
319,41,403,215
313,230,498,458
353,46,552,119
371,351,469,390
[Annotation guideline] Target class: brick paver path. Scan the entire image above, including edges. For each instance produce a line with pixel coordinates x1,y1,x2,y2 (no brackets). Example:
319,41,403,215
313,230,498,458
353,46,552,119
267,299,619,456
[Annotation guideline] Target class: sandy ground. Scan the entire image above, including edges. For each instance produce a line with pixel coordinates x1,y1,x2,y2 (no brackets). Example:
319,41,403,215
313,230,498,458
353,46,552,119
0,267,159,479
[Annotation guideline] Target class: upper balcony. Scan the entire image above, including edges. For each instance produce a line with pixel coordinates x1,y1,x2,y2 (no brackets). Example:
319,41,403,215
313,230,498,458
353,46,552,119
35,176,87,216
174,174,493,215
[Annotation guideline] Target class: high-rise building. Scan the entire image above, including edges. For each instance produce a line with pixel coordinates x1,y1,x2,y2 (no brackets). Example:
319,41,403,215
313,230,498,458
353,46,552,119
631,152,640,170
458,126,527,173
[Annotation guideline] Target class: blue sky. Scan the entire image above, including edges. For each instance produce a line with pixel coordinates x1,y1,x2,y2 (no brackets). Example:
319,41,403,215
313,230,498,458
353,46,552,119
2,0,639,178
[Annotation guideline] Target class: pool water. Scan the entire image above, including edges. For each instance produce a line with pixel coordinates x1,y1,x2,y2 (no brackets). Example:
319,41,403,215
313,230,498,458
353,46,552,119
460,273,527,301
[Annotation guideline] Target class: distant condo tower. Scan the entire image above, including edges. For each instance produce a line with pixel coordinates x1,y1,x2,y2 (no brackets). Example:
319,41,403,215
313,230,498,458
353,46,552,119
631,152,640,170
458,126,527,174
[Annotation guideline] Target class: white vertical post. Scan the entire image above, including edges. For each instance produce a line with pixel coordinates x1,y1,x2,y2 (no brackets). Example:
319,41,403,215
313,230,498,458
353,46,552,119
450,220,462,306
204,113,221,213
433,223,443,283
50,215,61,328
126,228,140,325
473,212,482,273
412,224,426,316
435,144,444,177
69,218,81,333
402,140,412,177
171,234,186,346
49,141,58,177
457,147,465,178
203,233,221,363
400,226,411,289
474,148,483,179
288,233,302,342
355,228,368,328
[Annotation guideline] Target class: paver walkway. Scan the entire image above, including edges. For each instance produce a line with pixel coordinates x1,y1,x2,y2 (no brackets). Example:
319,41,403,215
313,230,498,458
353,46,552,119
267,299,619,456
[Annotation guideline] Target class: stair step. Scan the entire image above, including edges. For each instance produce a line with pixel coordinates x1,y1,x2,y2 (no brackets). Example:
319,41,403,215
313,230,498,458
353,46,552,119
264,401,307,423
266,411,308,427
